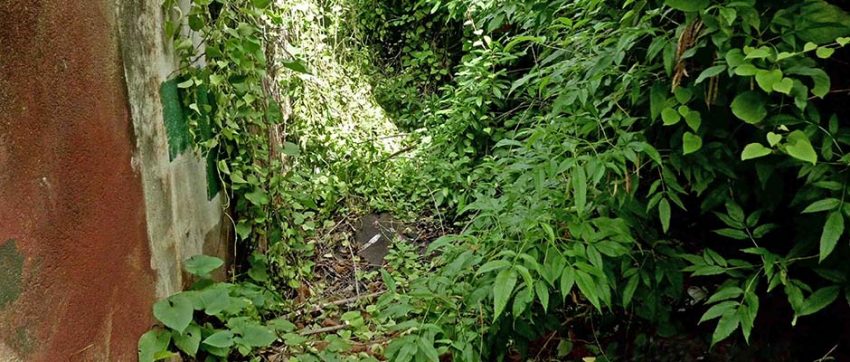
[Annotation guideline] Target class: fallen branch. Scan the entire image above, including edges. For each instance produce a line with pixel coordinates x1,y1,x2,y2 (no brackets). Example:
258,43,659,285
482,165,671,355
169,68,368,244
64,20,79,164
299,324,347,336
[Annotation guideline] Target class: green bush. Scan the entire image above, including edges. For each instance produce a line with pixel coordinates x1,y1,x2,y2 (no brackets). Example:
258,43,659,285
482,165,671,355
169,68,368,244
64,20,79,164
146,0,850,360
371,0,850,359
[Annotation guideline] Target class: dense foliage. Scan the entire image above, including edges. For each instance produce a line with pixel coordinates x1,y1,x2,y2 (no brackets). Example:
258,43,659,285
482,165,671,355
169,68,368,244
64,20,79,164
142,0,850,361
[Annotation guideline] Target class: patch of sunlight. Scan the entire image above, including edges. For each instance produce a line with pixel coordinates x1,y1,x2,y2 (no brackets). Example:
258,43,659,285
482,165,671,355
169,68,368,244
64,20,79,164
274,0,403,157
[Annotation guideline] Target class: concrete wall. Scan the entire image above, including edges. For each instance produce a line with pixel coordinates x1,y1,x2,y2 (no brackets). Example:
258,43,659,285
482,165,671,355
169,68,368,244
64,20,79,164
0,0,228,360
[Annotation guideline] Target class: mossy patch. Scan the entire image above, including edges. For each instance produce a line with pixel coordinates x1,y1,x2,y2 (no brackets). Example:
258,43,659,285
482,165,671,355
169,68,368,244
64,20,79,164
0,239,24,309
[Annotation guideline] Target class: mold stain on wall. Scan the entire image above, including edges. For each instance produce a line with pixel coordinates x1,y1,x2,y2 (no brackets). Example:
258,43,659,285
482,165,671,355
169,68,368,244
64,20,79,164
0,239,24,309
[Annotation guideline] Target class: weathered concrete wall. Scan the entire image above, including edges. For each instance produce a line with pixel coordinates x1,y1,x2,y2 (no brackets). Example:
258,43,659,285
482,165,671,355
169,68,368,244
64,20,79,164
0,0,228,360
117,0,230,301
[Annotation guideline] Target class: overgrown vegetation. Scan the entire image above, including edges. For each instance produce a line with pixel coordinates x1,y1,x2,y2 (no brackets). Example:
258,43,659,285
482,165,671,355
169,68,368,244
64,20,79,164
141,0,850,361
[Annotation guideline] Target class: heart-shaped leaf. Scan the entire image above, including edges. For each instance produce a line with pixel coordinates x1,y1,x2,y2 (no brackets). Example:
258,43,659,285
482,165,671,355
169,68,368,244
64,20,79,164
684,110,702,131
244,189,270,206
785,130,817,165
674,87,693,103
816,47,835,59
741,143,772,160
138,330,171,362
239,324,277,347
184,255,224,276
731,92,767,124
203,330,235,348
153,294,194,333
662,107,681,125
773,78,794,95
683,132,702,154
767,132,782,146
755,69,783,93
174,324,202,357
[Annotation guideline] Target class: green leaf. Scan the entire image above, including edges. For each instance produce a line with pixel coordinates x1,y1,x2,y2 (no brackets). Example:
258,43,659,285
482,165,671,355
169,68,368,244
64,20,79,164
203,330,235,348
767,132,782,147
695,65,726,84
268,318,296,333
557,340,574,358
802,198,840,213
786,66,830,98
535,280,550,312
493,268,518,320
776,52,795,61
731,92,767,124
650,85,667,121
240,324,277,347
711,311,740,346
503,36,546,52
819,211,844,262
560,267,575,300
200,288,231,315
804,42,818,52
744,46,771,60
477,260,511,274
235,222,251,240
713,228,748,240
512,287,533,316
661,107,681,125
665,0,709,12
659,198,671,233
245,188,270,206
719,7,737,25
174,324,202,357
726,49,745,67
692,265,728,276
674,87,693,103
283,142,300,156
138,330,171,362
184,255,224,276
816,46,835,59
622,274,639,307
773,78,794,95
153,294,194,333
251,0,271,8
797,1,850,44
755,69,783,93
572,166,587,215
785,130,818,165
575,270,601,311
707,287,744,304
281,60,310,74
741,143,771,160
684,110,702,131
798,286,840,317
838,37,850,47
740,292,759,343
700,301,738,324
682,132,702,154
734,64,759,76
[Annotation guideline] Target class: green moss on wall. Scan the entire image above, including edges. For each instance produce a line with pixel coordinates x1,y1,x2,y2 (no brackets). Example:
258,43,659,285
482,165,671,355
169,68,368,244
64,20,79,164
0,239,24,309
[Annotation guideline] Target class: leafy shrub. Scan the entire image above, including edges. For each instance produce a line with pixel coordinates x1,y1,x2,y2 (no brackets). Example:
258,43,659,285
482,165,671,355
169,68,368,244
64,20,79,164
370,0,850,359
147,0,850,360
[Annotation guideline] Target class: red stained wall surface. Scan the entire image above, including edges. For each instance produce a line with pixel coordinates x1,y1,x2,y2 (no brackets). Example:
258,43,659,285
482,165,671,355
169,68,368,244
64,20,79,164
0,0,155,360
